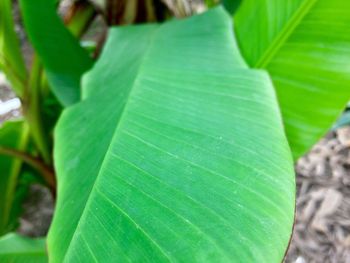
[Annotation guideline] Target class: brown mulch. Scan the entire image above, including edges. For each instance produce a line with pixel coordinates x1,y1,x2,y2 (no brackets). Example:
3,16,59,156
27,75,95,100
285,128,350,263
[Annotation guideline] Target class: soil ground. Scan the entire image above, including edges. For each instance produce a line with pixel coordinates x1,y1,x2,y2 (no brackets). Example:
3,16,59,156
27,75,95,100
285,129,350,263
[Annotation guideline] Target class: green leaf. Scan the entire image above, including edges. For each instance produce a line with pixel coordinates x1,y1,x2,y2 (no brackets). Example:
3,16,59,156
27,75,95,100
19,0,93,106
0,233,47,263
49,7,295,262
0,0,27,96
234,0,350,158
0,121,29,235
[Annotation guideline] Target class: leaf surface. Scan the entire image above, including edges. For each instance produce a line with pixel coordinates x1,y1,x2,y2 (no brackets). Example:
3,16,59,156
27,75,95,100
50,7,295,262
234,0,350,158
0,233,47,263
19,0,93,106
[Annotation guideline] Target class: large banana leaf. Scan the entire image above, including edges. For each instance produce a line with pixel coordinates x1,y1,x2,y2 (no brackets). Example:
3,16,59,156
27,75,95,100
0,121,29,235
49,7,295,262
0,233,47,263
234,0,350,159
0,0,27,96
19,0,93,106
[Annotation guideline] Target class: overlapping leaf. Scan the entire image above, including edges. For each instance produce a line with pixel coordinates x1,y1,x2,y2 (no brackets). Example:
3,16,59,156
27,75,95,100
0,233,47,263
234,0,350,158
50,7,295,262
19,0,93,106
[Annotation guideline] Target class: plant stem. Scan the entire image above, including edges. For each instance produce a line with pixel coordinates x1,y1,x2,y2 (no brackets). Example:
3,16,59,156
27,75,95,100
0,123,30,235
105,0,157,25
0,57,26,98
0,146,55,190
65,1,97,38
0,0,28,98
23,56,51,165
0,147,56,192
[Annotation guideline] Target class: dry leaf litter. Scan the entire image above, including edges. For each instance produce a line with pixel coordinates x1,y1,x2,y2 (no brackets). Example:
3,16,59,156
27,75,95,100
285,128,350,263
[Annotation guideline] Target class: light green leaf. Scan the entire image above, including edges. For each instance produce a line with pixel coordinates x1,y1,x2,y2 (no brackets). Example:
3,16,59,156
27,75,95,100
0,121,29,235
19,0,93,106
0,0,27,96
234,0,350,158
0,233,47,263
49,7,295,262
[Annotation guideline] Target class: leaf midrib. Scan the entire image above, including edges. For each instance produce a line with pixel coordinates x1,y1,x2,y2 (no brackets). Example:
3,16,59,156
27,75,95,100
62,26,161,261
255,0,318,68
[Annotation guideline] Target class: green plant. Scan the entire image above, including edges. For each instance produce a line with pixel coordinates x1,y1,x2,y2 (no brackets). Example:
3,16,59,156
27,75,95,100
0,0,349,262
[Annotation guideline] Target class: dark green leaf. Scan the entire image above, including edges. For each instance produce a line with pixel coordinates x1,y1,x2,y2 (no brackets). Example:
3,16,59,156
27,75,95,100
19,0,93,106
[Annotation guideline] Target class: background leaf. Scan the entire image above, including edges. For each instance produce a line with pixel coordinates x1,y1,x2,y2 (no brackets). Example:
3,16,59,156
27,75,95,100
0,0,27,96
0,233,47,263
234,0,350,159
19,0,93,106
0,120,29,235
49,7,295,262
